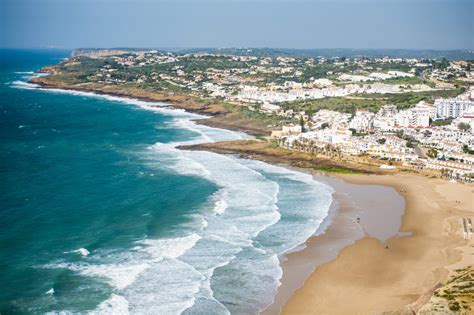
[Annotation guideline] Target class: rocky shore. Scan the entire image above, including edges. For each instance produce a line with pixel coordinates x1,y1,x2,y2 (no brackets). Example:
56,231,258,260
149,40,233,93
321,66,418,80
30,76,273,137
178,139,383,175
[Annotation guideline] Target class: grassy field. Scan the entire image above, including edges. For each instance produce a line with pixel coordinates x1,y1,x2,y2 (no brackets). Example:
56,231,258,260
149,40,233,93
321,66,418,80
280,87,466,114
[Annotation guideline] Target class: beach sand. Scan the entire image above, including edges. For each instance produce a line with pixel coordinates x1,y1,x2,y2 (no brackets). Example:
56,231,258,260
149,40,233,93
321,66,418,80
280,173,473,315
178,140,473,314
263,173,406,315
29,77,472,314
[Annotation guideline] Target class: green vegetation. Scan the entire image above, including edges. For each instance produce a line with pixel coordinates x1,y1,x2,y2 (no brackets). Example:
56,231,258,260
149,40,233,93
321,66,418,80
432,118,454,126
299,116,305,132
377,138,386,145
458,122,471,131
238,106,282,126
381,76,429,86
430,266,473,313
280,97,385,115
39,51,470,123
280,88,465,115
355,88,465,110
314,166,363,174
448,301,460,311
427,148,438,158
462,145,474,155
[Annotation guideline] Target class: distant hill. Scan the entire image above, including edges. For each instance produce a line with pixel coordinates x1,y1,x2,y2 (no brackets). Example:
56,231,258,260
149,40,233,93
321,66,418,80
71,47,474,60
173,48,474,60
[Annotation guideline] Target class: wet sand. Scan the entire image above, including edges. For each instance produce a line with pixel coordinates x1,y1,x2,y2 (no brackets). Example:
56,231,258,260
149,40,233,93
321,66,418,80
29,81,472,313
263,174,406,315
278,173,473,315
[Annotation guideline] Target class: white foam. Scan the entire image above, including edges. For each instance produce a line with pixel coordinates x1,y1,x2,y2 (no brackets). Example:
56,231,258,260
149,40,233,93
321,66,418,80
147,142,212,178
212,190,229,215
94,294,130,315
46,234,203,294
46,310,74,315
124,258,204,314
50,262,149,290
134,111,333,313
24,81,333,314
45,288,54,295
11,80,39,90
74,248,90,256
137,233,201,261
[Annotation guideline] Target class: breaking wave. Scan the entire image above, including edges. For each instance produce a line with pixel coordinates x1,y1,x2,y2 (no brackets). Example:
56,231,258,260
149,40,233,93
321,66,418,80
28,84,333,314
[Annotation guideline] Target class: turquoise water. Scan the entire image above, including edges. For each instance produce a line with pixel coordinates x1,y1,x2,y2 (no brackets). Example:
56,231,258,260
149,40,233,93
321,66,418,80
0,50,333,314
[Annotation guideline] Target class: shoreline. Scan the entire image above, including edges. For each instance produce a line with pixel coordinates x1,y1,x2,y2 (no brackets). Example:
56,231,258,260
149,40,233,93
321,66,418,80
280,173,473,314
179,141,472,313
263,171,406,314
26,79,473,314
29,77,273,137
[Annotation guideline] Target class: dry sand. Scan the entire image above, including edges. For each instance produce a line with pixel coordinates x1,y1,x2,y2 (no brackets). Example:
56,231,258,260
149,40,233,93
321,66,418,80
263,173,406,315
280,173,473,315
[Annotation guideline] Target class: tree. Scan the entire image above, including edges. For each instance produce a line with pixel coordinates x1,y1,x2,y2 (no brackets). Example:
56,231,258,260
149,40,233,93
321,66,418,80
395,130,404,139
427,148,438,159
458,122,470,131
299,116,305,132
377,138,386,145
462,144,474,155
320,122,330,129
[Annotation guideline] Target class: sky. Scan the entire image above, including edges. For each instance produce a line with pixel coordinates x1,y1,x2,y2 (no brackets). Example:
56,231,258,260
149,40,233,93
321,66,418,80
1,0,473,50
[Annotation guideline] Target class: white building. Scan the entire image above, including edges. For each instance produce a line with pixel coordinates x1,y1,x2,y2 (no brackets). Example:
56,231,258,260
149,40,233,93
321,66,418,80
435,99,473,119
378,104,398,117
374,105,398,130
261,103,281,114
282,124,302,133
339,74,372,82
300,129,352,145
452,109,474,129
311,110,351,129
395,104,431,128
348,110,375,133
387,71,414,78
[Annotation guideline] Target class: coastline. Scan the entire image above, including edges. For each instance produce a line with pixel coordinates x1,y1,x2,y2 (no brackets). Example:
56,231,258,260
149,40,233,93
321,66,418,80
26,80,473,314
263,172,406,314
29,77,273,137
280,173,473,314
179,141,473,313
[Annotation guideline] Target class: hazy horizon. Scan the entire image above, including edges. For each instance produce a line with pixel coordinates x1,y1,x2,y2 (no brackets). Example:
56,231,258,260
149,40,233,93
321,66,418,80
2,47,472,51
1,0,473,50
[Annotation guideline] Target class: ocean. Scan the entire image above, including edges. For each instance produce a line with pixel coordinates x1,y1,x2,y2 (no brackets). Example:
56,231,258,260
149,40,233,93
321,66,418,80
0,49,333,314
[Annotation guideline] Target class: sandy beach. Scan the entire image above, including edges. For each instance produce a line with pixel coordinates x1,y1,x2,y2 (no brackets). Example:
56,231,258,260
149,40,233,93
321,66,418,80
263,173,406,314
27,77,473,313
280,173,473,314
178,139,473,314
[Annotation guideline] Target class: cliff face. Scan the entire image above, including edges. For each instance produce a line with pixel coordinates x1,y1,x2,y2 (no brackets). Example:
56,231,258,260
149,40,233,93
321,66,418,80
177,139,381,174
71,49,131,58
419,266,474,314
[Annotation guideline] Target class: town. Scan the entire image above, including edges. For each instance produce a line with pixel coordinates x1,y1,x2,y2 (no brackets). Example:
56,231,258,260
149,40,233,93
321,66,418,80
42,48,474,181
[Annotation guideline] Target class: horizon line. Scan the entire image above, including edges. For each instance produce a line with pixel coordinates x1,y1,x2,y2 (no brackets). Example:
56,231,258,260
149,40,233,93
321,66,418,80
1,46,474,52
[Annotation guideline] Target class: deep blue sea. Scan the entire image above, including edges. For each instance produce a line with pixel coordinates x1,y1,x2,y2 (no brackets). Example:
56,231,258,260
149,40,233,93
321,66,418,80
0,49,333,314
